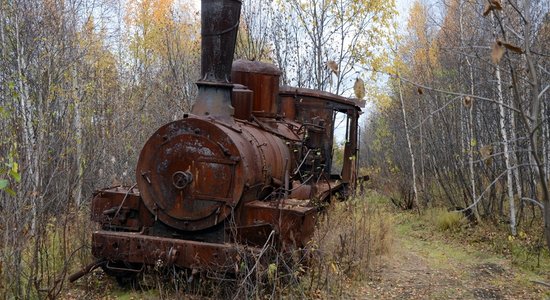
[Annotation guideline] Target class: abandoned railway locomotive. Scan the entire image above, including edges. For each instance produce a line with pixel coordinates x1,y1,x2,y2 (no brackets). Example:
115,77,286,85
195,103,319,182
70,0,363,282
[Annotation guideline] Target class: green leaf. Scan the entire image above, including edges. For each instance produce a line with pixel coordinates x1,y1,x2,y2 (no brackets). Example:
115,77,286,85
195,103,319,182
0,179,8,189
5,187,16,196
9,169,21,183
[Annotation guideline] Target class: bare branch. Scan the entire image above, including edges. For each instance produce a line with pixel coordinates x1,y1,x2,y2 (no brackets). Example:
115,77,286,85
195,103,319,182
394,74,527,117
521,197,544,209
538,85,549,100
456,163,534,213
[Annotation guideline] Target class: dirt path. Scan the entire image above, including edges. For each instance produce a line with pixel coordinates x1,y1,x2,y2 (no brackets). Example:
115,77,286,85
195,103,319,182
356,226,549,299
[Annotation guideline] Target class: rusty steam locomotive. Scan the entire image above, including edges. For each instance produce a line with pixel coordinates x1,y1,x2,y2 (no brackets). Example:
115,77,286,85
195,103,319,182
70,0,363,282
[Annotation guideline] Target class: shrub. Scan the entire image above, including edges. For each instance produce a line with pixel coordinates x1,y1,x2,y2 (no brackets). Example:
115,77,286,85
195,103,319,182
431,208,466,232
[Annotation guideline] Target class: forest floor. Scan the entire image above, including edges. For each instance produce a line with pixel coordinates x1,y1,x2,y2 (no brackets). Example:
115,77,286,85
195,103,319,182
63,198,550,299
354,209,550,299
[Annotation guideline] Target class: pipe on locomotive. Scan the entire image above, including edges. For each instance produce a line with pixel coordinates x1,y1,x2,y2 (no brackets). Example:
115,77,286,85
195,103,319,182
191,0,242,119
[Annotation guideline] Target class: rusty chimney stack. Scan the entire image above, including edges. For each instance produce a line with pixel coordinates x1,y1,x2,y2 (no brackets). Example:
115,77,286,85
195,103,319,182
191,0,242,118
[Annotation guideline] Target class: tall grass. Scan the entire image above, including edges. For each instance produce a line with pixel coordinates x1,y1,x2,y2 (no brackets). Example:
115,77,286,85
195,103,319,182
427,208,467,232
302,194,393,296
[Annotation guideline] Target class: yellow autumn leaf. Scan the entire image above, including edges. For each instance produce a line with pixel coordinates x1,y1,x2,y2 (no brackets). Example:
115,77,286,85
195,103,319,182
354,77,365,99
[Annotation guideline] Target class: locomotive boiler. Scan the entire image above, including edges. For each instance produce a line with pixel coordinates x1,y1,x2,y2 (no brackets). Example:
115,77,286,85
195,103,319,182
70,0,364,283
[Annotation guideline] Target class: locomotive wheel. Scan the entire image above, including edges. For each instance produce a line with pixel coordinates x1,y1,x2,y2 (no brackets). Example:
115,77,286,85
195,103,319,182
101,261,143,288
115,275,137,288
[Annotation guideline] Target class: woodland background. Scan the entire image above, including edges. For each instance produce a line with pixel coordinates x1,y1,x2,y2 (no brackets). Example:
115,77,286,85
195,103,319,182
0,0,548,298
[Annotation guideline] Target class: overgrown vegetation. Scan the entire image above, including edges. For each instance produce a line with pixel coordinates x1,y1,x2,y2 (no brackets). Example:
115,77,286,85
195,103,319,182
430,208,467,232
0,207,94,299
54,191,392,299
299,193,393,297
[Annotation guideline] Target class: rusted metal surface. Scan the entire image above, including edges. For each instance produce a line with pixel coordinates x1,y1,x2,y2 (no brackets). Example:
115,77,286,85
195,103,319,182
192,0,241,118
278,86,362,188
239,199,317,250
232,84,253,120
136,117,245,231
91,186,153,230
279,95,296,120
134,113,304,232
82,86,362,279
341,108,359,184
232,60,281,115
92,230,260,270
200,0,241,83
279,86,366,108
192,81,235,119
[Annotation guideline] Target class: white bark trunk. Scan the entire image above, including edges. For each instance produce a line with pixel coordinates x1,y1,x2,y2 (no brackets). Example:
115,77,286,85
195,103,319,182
496,64,517,235
459,0,466,165
0,3,5,106
73,66,83,207
543,106,549,183
510,104,523,210
465,57,480,221
398,78,419,208
461,2,481,220
420,120,425,193
0,3,5,76
15,10,38,235
468,104,477,212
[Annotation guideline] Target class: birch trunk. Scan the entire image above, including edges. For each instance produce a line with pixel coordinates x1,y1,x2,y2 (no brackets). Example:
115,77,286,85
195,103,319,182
543,104,549,183
0,2,5,85
466,57,481,221
15,9,38,235
488,12,517,234
73,65,83,207
510,102,523,215
398,78,419,209
496,63,517,235
420,114,425,193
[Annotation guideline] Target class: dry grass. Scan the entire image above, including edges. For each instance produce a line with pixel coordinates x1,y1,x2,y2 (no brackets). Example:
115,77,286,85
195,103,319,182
428,208,467,232
295,192,394,298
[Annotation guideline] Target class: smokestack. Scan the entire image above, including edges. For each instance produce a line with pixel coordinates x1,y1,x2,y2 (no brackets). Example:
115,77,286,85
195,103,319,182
192,0,242,118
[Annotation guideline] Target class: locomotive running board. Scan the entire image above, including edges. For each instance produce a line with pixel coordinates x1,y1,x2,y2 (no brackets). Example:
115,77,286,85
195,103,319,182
91,231,261,271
